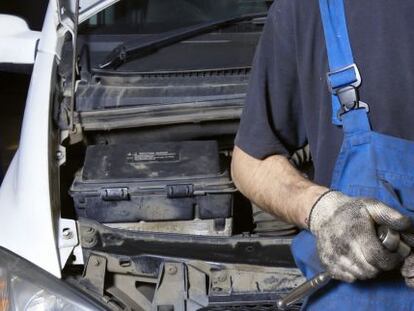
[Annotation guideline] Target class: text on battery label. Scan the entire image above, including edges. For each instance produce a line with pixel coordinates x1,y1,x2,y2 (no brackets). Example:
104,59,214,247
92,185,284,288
126,151,179,162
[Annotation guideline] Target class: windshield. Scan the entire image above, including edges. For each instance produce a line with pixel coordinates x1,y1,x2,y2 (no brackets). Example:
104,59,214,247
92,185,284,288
80,0,271,34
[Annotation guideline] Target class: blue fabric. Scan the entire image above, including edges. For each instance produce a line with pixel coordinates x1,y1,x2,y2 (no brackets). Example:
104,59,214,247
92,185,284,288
319,0,358,125
291,110,414,310
290,0,414,309
327,66,358,90
235,1,414,187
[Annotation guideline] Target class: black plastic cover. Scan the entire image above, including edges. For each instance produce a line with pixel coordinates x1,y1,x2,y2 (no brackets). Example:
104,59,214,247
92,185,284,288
83,141,221,180
70,141,234,223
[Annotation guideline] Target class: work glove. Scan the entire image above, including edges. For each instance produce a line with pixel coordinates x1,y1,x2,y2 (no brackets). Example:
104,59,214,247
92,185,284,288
309,191,411,283
400,231,414,287
401,254,414,287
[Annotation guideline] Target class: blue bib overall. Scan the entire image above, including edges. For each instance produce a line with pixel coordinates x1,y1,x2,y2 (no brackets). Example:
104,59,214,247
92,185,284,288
290,0,414,309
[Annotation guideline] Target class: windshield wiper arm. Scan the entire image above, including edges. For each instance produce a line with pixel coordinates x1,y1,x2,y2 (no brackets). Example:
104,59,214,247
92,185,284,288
98,12,267,70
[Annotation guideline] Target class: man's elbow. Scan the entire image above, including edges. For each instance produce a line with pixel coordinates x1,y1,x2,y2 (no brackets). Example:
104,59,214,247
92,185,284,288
230,146,242,187
231,146,258,191
231,146,290,187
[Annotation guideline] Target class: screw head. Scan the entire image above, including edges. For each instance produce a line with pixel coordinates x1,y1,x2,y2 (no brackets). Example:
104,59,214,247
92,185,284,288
62,228,73,240
85,227,95,234
166,265,177,275
56,151,64,160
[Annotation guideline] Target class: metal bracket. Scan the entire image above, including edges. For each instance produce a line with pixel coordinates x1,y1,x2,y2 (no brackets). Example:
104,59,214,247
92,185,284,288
58,218,83,268
81,254,107,295
152,262,209,311
60,129,69,145
187,265,209,308
152,263,187,311
57,1,83,143
60,125,83,146
68,122,84,145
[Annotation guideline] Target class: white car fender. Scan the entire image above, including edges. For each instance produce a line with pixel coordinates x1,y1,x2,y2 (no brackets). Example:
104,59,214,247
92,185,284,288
0,0,121,278
0,1,63,277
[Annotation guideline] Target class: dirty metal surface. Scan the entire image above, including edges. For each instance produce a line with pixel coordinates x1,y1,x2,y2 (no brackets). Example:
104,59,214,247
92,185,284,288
79,219,296,268
104,218,233,237
77,248,304,310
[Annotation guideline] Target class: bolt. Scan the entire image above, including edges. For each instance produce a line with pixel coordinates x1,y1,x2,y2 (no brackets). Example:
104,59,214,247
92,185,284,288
85,227,95,234
217,272,228,283
92,258,101,266
166,265,177,275
62,228,73,240
56,151,64,161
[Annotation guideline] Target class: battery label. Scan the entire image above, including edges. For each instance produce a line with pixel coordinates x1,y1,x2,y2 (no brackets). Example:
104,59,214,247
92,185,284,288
126,151,179,163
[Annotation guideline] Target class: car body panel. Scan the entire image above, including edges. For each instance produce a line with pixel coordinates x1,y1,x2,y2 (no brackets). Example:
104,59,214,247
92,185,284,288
0,0,117,278
0,15,41,64
0,1,62,277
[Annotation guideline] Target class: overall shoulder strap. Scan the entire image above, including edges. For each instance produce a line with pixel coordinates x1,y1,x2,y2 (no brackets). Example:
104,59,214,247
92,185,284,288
318,0,363,125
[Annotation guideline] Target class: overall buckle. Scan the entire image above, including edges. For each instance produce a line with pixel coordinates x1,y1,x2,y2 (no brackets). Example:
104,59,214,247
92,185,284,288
327,63,362,93
327,64,369,120
335,85,369,119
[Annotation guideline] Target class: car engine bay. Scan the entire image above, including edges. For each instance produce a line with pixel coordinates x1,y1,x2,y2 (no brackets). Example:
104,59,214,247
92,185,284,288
52,7,307,310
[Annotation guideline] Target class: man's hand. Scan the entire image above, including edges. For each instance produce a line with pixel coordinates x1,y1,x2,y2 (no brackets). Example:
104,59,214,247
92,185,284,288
310,191,411,283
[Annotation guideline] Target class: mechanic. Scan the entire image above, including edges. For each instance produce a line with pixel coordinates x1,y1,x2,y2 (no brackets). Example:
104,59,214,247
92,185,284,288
231,0,414,309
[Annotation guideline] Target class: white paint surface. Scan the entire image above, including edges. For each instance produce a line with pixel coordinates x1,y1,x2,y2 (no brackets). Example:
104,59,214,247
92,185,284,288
0,0,121,278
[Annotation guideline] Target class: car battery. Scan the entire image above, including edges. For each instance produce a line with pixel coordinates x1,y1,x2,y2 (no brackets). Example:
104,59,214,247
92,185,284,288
70,141,234,223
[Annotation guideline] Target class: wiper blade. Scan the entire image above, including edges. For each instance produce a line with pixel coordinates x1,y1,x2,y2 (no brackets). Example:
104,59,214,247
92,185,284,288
99,12,267,70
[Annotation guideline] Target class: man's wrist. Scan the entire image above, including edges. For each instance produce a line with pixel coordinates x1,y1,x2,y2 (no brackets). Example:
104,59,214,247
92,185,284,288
307,189,336,230
301,185,330,229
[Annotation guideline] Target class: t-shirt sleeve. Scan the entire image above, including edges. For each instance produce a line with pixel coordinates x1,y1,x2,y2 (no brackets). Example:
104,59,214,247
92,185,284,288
235,1,307,159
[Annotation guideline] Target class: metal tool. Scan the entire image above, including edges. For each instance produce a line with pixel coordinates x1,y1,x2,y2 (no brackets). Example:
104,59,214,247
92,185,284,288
276,226,411,310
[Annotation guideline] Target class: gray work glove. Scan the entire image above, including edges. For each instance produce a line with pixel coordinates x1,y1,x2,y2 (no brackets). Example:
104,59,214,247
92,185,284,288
400,232,414,287
401,254,414,288
309,191,411,283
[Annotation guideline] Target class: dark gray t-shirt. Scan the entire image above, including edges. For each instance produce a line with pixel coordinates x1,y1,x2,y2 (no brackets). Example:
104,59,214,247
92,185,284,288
235,0,414,187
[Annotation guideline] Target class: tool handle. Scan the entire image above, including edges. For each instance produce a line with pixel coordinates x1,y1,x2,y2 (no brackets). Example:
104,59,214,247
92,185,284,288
276,272,331,310
377,225,411,258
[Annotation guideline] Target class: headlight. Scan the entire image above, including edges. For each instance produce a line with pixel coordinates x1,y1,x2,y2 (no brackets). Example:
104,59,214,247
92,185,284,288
0,247,106,311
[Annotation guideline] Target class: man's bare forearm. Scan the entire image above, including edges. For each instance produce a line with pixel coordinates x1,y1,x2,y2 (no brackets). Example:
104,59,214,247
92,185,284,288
231,146,328,228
